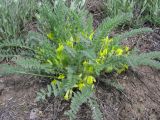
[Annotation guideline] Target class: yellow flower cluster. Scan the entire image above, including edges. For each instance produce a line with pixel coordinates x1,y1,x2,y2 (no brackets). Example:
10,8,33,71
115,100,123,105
47,32,54,40
45,32,131,101
51,74,65,84
66,36,74,48
99,49,108,58
64,89,73,100
62,75,96,100
58,74,65,79
82,31,95,40
115,46,129,56
85,75,96,84
56,43,64,53
83,60,94,74
95,36,113,64
116,48,123,56
96,36,130,73
102,36,113,45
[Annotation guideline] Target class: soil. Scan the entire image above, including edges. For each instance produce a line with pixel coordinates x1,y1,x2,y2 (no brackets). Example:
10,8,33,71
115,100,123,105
1,0,160,120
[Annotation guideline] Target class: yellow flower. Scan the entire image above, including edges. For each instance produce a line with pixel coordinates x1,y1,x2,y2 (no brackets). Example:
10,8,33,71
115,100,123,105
83,60,88,65
56,44,64,53
86,66,94,73
66,41,73,48
124,46,130,55
47,32,54,40
95,58,101,64
51,79,57,85
83,61,94,73
64,89,73,100
123,64,128,69
85,76,96,85
77,83,85,91
89,31,94,40
116,48,123,56
81,31,88,38
99,49,108,57
58,74,65,79
117,68,125,74
102,36,113,44
125,46,129,51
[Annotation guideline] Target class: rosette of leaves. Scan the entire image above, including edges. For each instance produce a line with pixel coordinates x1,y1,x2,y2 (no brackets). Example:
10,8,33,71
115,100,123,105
1,0,160,120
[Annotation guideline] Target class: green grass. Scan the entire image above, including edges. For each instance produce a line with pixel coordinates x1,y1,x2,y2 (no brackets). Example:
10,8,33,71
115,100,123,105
104,0,160,27
0,0,37,40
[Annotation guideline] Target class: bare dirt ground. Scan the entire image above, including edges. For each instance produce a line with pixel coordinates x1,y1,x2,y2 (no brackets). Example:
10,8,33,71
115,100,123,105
0,0,160,120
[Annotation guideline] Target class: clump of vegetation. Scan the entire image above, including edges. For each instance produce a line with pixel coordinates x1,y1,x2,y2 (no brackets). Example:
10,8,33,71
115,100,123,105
0,0,37,61
0,0,37,40
104,0,134,18
0,0,160,120
104,0,160,27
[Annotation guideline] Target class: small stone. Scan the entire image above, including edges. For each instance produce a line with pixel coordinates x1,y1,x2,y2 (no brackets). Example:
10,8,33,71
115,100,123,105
30,108,39,120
